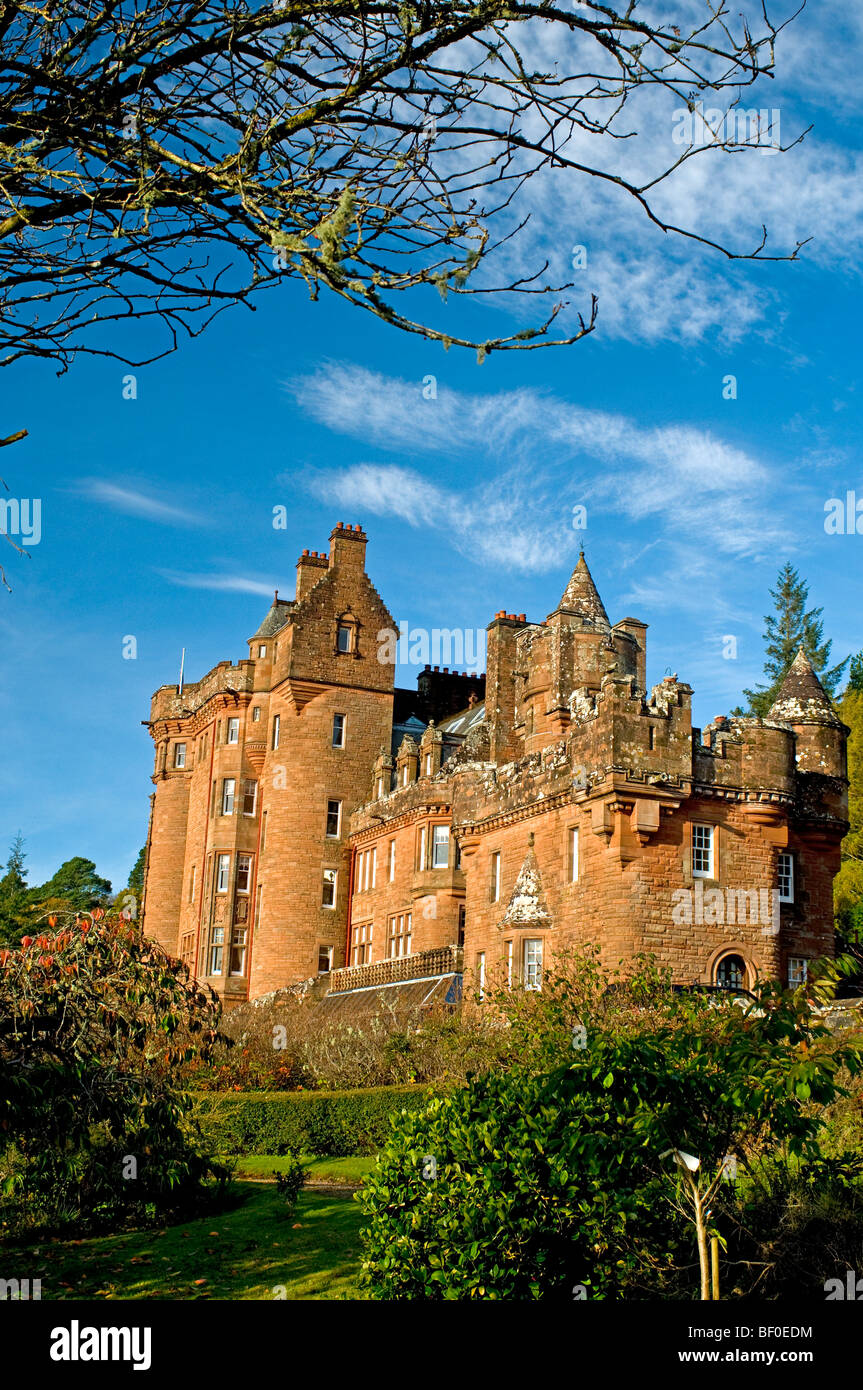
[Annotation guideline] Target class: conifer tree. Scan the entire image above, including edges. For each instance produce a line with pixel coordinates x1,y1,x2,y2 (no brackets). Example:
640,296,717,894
0,832,30,946
744,564,848,717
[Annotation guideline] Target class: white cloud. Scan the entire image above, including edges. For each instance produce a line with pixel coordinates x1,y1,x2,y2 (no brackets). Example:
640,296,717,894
157,570,276,596
75,480,206,526
293,363,793,572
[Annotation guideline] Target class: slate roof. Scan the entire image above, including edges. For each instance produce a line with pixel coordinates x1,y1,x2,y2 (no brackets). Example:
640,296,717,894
556,550,610,628
768,648,843,726
253,596,295,639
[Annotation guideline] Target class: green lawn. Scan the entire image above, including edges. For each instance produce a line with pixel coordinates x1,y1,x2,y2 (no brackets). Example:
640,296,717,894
230,1154,374,1184
6,1184,366,1300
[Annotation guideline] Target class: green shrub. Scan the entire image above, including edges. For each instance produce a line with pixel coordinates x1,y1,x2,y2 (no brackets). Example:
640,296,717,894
197,1083,430,1157
273,1153,306,1212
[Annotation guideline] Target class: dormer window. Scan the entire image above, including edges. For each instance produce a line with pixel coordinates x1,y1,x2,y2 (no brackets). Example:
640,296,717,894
335,614,359,656
337,624,352,653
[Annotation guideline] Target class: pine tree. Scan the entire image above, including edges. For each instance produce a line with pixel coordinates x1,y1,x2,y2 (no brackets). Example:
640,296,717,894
127,846,146,898
847,650,863,695
0,832,31,946
743,563,848,718
30,856,112,913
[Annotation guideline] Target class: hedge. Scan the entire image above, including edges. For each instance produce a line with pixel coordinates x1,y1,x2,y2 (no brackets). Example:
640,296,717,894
196,1083,431,1157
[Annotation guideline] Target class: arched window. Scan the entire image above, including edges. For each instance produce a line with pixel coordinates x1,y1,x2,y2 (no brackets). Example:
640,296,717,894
715,954,746,991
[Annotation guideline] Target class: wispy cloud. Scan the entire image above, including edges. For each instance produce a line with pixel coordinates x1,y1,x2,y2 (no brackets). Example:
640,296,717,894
291,363,792,572
157,570,276,596
75,479,206,527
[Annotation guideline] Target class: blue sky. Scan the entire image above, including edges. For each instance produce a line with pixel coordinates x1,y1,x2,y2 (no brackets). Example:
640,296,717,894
2,1,863,891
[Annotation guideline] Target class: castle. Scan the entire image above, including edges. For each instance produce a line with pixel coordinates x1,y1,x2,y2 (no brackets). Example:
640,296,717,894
141,522,848,1006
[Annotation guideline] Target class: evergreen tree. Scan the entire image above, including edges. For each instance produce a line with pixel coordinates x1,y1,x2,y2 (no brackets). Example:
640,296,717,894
127,847,146,898
847,650,863,695
743,563,848,717
0,833,30,946
30,857,112,913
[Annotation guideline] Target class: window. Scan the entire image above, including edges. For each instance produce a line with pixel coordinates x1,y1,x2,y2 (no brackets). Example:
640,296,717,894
337,624,352,653
332,713,346,748
788,956,808,987
255,883,262,929
506,939,513,988
476,951,486,1002
227,717,240,744
236,853,252,894
716,954,746,991
242,779,258,816
252,706,261,722
318,945,334,974
258,644,267,658
230,926,248,975
208,925,225,976
648,724,656,750
362,850,372,892
388,840,396,882
388,912,413,958
371,847,377,888
523,938,544,991
180,931,195,968
418,824,427,870
457,903,466,948
221,778,236,815
425,752,432,776
216,853,230,893
569,827,579,883
692,824,714,879
351,922,373,966
174,742,186,769
272,714,280,750
210,779,218,817
432,825,450,869
188,864,197,904
260,810,267,855
401,764,409,787
491,851,501,902
326,799,342,838
778,852,794,903
322,868,337,908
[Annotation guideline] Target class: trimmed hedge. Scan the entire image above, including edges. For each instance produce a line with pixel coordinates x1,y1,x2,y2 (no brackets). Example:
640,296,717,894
197,1083,431,1157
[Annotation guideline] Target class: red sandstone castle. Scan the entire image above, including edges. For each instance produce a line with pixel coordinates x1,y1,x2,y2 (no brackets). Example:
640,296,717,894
142,522,848,1007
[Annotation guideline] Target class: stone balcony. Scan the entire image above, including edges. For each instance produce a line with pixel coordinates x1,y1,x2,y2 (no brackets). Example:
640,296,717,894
327,944,464,995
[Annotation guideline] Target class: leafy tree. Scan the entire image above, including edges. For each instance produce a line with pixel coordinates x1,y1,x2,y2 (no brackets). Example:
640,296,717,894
0,833,30,947
30,856,112,914
0,913,227,1233
743,563,848,717
835,687,863,972
359,951,860,1299
0,0,807,373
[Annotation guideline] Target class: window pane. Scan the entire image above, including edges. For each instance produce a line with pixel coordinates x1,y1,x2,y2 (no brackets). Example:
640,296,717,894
432,825,449,868
174,743,186,768
236,853,252,894
242,780,257,816
333,714,345,747
227,717,239,743
322,869,337,907
337,625,351,652
326,800,341,837
222,778,235,815
692,824,713,877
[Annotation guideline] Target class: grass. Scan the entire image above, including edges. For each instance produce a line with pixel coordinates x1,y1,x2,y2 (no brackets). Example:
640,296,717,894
6,1183,366,1300
230,1154,374,1183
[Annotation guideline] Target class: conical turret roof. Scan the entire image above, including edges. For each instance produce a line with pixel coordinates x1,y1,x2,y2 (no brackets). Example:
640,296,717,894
252,592,294,639
500,834,552,929
767,648,842,726
556,550,610,628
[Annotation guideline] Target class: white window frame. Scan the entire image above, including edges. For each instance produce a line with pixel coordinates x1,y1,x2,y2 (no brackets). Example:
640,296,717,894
258,644,267,658
322,868,337,908
242,779,258,817
230,925,247,975
418,824,427,870
432,824,450,869
788,956,808,987
523,938,544,992
326,799,342,839
336,624,352,653
272,714,280,750
388,840,396,882
227,717,240,745
236,852,252,895
333,713,346,748
778,852,794,903
216,853,230,894
251,706,261,722
570,827,579,883
692,823,714,879
491,851,501,903
174,742,186,769
318,944,334,974
221,778,236,816
208,924,225,976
